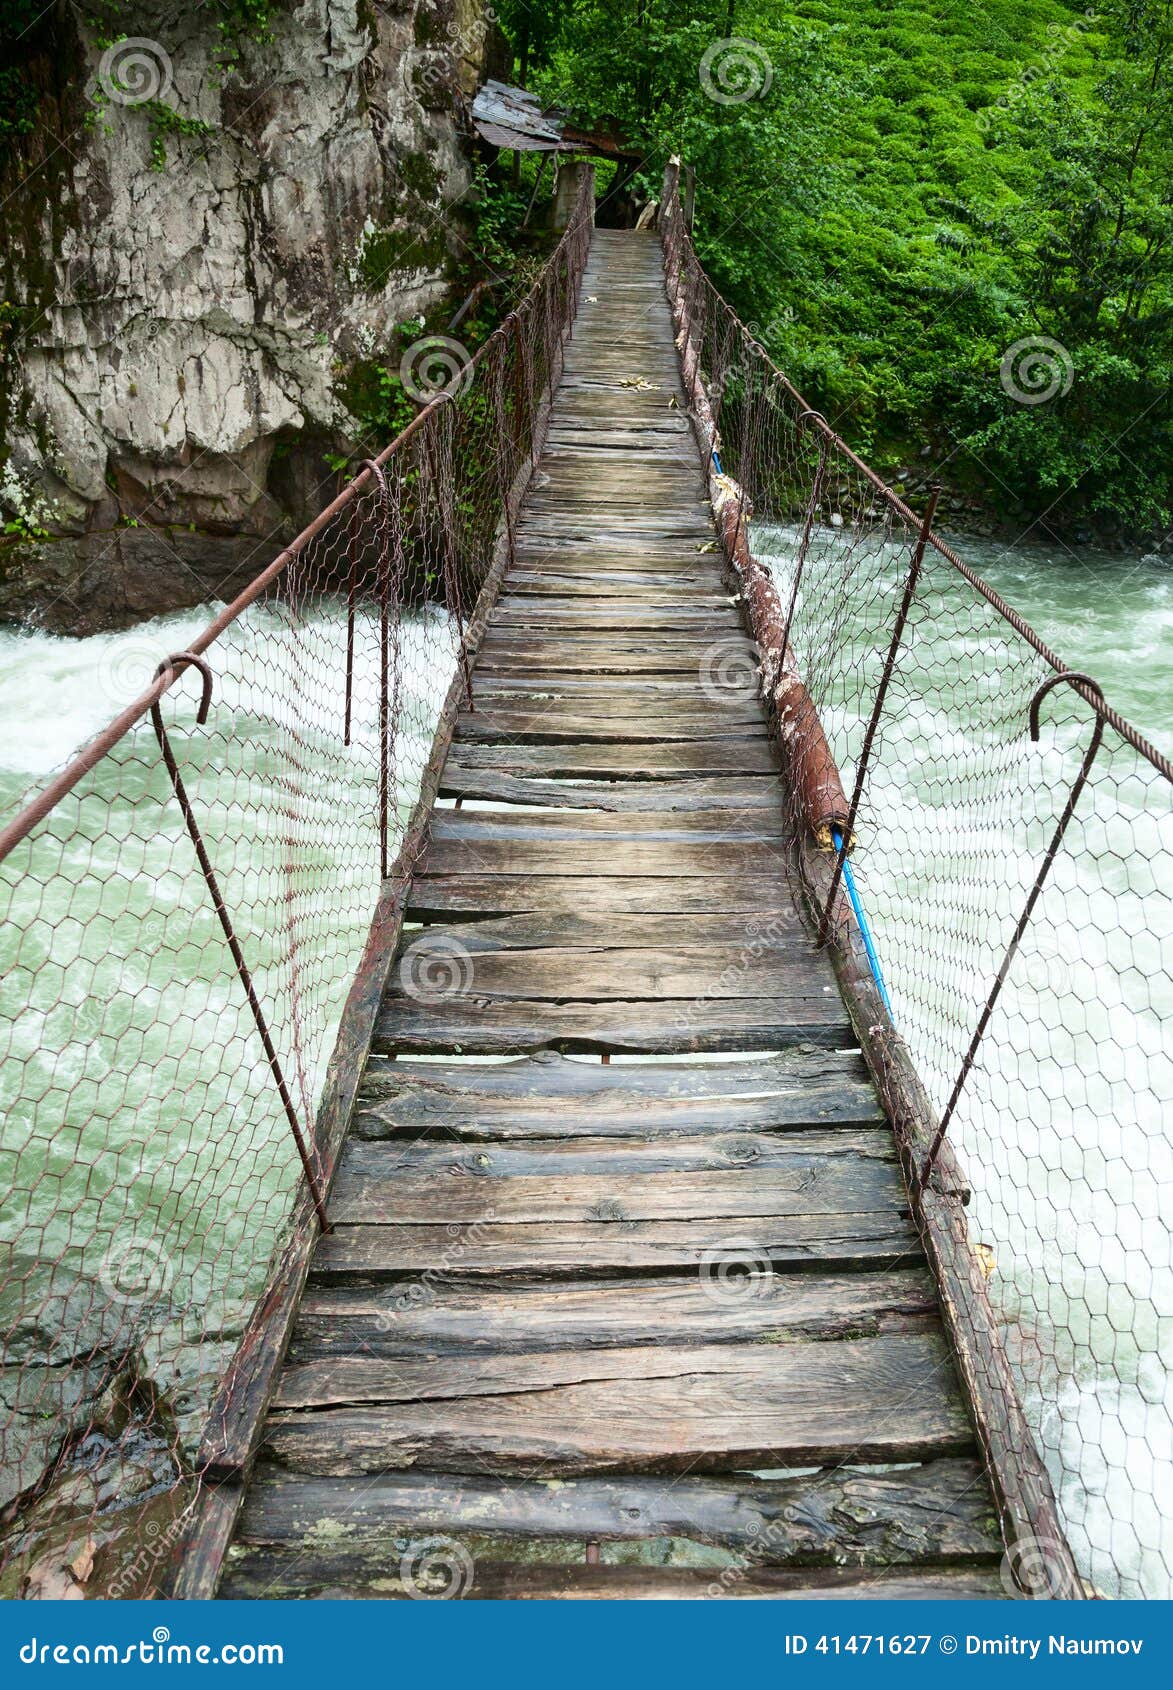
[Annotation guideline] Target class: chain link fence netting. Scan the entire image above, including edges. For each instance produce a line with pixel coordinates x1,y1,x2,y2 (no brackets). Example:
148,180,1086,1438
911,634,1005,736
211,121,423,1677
662,164,1172,1599
0,180,593,1598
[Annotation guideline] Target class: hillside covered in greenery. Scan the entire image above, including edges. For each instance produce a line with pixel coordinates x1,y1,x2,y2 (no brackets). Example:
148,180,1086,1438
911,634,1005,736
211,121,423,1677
498,0,1172,541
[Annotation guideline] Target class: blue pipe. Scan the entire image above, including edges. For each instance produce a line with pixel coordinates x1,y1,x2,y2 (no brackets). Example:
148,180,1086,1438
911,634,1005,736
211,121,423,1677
831,826,894,1021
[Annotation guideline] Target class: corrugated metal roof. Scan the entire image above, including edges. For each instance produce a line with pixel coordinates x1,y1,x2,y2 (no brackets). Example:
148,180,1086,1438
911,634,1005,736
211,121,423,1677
472,81,564,151
471,80,636,159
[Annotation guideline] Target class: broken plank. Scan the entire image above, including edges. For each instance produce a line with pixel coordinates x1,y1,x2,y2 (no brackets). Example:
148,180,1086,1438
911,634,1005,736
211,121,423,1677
260,1333,974,1476
284,1267,939,1373
353,1048,884,1139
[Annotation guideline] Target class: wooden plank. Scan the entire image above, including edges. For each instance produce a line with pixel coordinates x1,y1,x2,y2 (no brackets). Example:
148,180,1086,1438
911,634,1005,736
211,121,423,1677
329,1145,905,1225
340,1124,897,1183
430,809,785,842
218,1555,1006,1601
231,1458,1000,1567
436,771,785,810
405,874,797,917
353,1049,884,1139
382,944,820,1002
283,1267,938,1376
310,1213,922,1280
418,838,791,878
373,994,852,1054
260,1333,974,1475
441,742,780,778
451,712,769,744
389,910,811,954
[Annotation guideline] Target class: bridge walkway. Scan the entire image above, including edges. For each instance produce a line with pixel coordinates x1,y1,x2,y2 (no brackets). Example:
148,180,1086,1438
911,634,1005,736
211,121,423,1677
216,230,1006,1599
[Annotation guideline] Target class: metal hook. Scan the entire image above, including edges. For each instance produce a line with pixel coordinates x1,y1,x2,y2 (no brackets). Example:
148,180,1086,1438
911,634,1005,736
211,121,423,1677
1029,670,1106,742
358,458,389,501
795,408,830,435
153,652,214,725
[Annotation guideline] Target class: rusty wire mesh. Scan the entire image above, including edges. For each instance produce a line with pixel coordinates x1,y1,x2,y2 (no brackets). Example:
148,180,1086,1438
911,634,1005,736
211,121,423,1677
0,180,593,1598
662,173,1173,1599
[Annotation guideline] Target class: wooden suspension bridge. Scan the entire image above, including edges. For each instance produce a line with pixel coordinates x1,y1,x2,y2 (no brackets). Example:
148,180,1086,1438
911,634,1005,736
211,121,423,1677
170,223,1081,1601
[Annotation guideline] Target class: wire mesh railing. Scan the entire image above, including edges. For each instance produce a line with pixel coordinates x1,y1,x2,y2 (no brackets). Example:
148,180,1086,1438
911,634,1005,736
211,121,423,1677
0,176,594,1598
661,159,1173,1599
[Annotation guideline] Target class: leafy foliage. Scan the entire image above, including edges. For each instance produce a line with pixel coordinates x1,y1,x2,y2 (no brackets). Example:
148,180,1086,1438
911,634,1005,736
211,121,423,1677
497,0,1173,535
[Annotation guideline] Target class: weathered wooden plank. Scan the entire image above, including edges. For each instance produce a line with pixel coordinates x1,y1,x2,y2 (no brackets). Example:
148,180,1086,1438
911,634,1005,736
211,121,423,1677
353,1049,884,1139
231,1458,1000,1569
373,994,851,1054
491,603,736,628
218,1555,1006,1601
451,712,770,744
383,944,825,1004
437,771,785,810
441,742,780,778
405,874,796,918
418,838,791,879
329,1146,905,1225
341,1125,896,1186
390,909,807,954
283,1267,938,1376
430,809,786,842
261,1333,973,1475
310,1212,921,1280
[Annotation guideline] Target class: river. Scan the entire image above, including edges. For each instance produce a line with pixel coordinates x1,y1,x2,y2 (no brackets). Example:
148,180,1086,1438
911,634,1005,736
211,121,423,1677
0,534,1170,1595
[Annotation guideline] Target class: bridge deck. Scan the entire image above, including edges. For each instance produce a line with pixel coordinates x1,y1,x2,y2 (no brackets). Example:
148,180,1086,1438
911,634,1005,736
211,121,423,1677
219,231,1005,1599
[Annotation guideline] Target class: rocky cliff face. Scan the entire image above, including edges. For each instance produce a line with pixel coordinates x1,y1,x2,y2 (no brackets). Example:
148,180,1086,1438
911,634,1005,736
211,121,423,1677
0,1,496,631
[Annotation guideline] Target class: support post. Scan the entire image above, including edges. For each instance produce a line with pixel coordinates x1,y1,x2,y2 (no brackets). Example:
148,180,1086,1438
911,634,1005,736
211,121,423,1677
551,158,595,229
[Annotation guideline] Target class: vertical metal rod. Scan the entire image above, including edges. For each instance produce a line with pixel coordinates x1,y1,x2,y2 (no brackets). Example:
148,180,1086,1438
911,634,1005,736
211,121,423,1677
817,488,940,947
149,655,331,1233
919,671,1107,1189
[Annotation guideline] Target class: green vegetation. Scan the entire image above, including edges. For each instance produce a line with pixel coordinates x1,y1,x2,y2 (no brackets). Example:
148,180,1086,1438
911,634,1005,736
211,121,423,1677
497,0,1173,537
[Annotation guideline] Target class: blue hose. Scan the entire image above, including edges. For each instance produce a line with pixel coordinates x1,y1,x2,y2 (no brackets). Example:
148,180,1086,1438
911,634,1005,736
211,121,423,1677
831,826,894,1021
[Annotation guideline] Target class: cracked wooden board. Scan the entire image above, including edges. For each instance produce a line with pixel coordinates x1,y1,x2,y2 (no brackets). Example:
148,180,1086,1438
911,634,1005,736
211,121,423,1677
351,1048,884,1139
260,1332,974,1475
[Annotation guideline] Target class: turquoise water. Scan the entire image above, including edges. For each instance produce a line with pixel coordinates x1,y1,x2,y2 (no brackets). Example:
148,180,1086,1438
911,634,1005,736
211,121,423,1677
0,539,1170,1592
